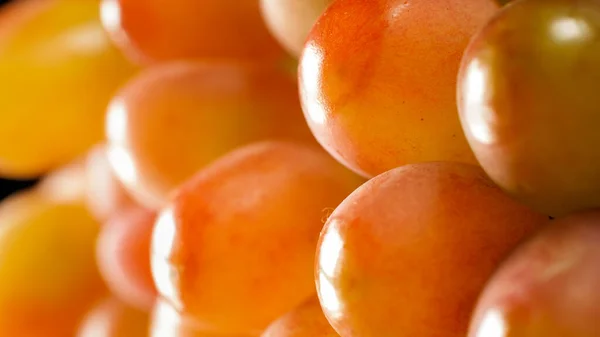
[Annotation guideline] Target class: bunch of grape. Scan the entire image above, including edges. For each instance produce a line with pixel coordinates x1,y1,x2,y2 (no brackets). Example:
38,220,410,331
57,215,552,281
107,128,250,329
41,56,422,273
0,0,598,336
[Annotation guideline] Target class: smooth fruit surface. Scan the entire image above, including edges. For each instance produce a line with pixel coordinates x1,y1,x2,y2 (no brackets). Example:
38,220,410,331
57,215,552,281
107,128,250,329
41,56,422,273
85,145,137,222
151,141,361,334
299,0,498,177
458,0,600,216
100,0,285,64
0,190,105,336
150,300,256,337
97,207,157,310
106,61,313,208
260,0,332,56
316,162,547,337
77,298,149,337
469,211,600,337
0,0,136,177
262,297,338,337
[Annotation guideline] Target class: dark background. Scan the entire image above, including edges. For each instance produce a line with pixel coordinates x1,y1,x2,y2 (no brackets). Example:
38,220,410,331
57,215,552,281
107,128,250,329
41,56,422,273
0,0,40,201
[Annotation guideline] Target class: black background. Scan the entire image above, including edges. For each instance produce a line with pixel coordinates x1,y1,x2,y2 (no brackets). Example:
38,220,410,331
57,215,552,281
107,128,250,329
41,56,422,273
0,0,40,201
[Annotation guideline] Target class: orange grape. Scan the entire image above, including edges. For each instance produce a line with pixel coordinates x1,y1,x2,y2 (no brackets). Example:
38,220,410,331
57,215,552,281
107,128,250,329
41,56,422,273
262,297,338,337
0,0,137,178
316,162,547,337
469,211,600,337
77,298,149,337
85,145,137,222
299,0,498,177
150,300,256,337
106,61,314,208
100,0,286,64
151,141,362,334
97,207,157,310
260,0,333,56
0,189,105,336
457,0,600,216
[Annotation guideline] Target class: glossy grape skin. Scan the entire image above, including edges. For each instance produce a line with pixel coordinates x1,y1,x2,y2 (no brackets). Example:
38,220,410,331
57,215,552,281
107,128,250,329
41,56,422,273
106,62,314,208
262,298,338,337
0,0,137,178
299,0,498,178
260,0,332,56
97,207,157,310
315,162,548,337
151,141,362,334
100,0,286,64
469,211,600,337
150,300,257,337
85,146,137,222
77,298,149,337
0,190,105,336
457,0,600,216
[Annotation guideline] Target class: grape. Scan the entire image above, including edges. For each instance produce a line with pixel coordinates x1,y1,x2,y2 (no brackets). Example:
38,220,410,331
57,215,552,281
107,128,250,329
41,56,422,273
151,141,362,334
298,0,498,178
0,189,105,336
150,300,255,337
262,297,338,337
106,61,314,208
85,145,137,222
457,0,600,216
100,0,286,64
38,158,87,203
0,0,137,178
96,207,157,310
260,0,332,56
77,298,149,337
315,162,547,337
469,211,600,337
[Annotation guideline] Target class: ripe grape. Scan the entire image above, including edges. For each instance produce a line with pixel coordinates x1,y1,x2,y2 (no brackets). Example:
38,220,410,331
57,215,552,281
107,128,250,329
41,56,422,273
458,0,600,216
77,298,149,337
0,189,105,336
100,0,286,64
316,162,547,337
85,145,137,222
150,300,255,337
151,141,362,334
299,0,498,177
106,61,314,208
469,211,600,337
262,297,338,337
0,0,137,178
260,0,332,56
97,207,157,310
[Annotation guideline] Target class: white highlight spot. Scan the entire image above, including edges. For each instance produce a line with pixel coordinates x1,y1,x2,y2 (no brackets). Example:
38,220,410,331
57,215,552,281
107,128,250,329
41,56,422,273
319,224,344,278
107,146,137,189
300,43,327,126
551,17,593,43
100,0,122,36
106,99,128,144
151,208,183,310
476,310,506,337
462,59,497,145
318,271,342,319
